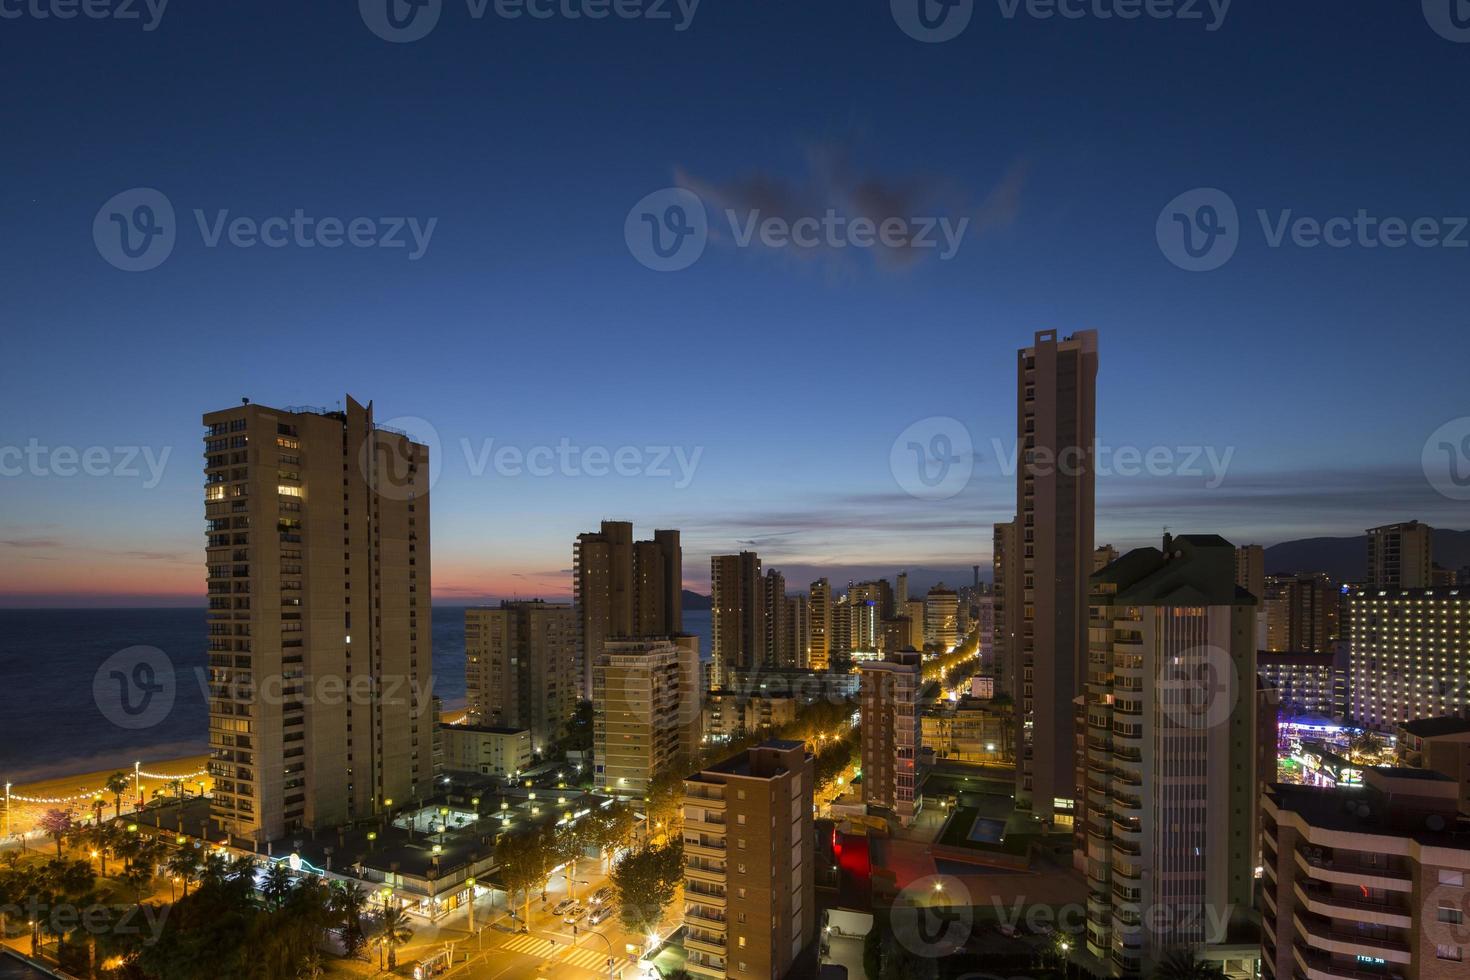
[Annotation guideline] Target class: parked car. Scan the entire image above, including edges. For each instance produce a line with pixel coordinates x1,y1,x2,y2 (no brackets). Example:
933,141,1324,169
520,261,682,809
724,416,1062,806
589,904,615,926
590,886,614,906
562,904,587,924
552,898,575,915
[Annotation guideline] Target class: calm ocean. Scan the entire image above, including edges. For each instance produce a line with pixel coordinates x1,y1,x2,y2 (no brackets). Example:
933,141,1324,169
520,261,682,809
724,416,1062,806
0,607,711,786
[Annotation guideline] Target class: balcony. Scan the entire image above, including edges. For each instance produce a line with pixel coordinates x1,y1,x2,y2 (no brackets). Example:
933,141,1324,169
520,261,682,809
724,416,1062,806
1292,911,1411,964
685,959,725,980
1295,850,1411,892
685,905,727,928
685,885,726,908
685,932,727,955
1292,941,1406,980
1292,880,1411,928
684,837,726,858
684,861,724,883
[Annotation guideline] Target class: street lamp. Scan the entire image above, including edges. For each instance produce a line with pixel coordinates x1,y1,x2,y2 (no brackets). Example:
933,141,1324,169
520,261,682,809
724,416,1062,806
464,876,476,933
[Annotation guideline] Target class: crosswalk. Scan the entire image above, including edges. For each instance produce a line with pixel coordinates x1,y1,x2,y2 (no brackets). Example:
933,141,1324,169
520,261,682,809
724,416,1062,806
499,932,620,975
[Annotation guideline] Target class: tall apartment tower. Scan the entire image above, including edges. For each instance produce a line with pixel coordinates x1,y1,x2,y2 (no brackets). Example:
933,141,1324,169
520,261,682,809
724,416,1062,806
764,569,790,668
1262,573,1337,653
1233,544,1265,600
788,593,810,670
1015,329,1099,825
203,397,431,844
464,600,576,754
923,584,959,651
859,649,923,826
993,519,1021,698
573,522,682,697
711,552,766,687
1367,520,1434,589
808,579,831,671
592,637,701,796
682,740,816,980
896,571,909,611
1349,586,1470,730
1080,534,1258,976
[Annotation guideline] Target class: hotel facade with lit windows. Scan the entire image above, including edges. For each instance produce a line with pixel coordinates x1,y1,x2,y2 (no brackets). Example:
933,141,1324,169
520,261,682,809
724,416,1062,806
203,396,432,844
1348,588,1470,732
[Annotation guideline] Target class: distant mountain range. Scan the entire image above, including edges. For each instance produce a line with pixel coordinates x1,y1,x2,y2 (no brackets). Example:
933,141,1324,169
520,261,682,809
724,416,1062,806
682,589,712,610
1264,528,1470,581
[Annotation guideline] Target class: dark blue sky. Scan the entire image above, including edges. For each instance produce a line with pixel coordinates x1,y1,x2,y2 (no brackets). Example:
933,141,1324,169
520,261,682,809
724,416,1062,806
2,0,1468,603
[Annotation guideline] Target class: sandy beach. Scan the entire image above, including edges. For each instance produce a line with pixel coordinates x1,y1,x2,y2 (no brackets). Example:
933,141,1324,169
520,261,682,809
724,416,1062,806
3,755,212,836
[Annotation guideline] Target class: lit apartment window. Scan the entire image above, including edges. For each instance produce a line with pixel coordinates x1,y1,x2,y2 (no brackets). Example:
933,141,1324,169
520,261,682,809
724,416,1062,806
1437,945,1463,961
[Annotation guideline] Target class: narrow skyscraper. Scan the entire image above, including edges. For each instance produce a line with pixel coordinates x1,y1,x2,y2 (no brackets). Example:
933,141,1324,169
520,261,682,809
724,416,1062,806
1015,329,1098,826
711,552,765,686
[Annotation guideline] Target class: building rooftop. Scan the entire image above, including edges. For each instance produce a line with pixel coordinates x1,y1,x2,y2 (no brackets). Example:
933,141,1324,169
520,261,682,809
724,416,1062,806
1402,715,1470,738
444,723,529,736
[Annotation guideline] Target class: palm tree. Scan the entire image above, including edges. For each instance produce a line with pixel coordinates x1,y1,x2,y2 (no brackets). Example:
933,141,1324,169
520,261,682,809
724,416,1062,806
329,881,371,958
261,860,295,909
104,771,132,820
377,904,414,970
38,808,73,859
1154,948,1226,979
166,847,201,899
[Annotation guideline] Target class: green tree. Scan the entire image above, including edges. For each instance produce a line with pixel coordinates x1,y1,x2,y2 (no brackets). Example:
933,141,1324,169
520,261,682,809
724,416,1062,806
166,846,201,899
261,861,295,909
104,771,132,820
611,841,683,938
38,808,73,859
376,903,414,970
329,881,371,958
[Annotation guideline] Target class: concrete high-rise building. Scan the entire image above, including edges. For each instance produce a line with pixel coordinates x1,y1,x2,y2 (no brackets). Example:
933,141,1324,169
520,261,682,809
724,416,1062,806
1262,573,1337,654
901,599,926,650
878,617,912,655
712,552,765,687
808,579,831,671
1015,329,1098,825
1080,534,1258,976
573,522,683,696
859,649,923,826
592,637,701,796
1349,587,1470,730
1234,544,1265,600
788,593,810,670
847,581,886,653
993,519,1021,699
1367,520,1434,590
681,740,816,980
1260,768,1470,980
829,594,852,664
1397,716,1470,816
923,584,959,651
464,600,577,755
896,571,909,611
764,569,790,668
1255,650,1347,719
203,397,432,844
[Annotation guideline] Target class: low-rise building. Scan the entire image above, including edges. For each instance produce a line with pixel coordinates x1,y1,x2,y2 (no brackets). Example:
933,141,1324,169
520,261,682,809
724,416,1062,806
921,697,1012,763
1261,767,1470,980
439,724,533,777
1398,715,1470,816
